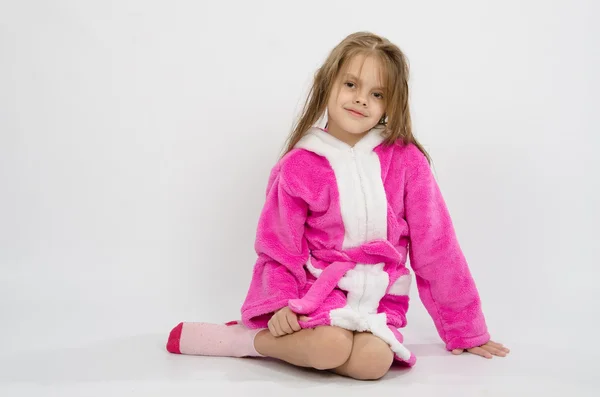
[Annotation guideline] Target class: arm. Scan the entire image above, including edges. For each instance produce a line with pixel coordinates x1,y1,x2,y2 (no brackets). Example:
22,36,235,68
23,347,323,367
404,146,490,351
240,163,309,328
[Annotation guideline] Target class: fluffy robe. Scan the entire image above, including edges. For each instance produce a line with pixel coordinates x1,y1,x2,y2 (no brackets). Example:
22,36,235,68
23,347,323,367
240,126,489,366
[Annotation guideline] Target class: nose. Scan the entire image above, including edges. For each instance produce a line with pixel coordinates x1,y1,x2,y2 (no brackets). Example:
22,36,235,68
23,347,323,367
353,91,368,106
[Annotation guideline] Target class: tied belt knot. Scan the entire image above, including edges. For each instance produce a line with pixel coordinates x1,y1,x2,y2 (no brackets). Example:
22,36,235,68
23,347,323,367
288,239,406,314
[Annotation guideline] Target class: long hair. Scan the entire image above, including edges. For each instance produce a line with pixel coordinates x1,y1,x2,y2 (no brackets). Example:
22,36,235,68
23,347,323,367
282,31,431,164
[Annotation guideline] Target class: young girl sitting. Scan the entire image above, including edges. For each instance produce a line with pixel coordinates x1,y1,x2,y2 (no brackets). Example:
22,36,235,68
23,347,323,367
165,31,509,381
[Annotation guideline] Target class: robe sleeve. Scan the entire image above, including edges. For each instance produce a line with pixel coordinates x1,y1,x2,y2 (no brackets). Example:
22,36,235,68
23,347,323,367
240,163,309,328
404,145,490,351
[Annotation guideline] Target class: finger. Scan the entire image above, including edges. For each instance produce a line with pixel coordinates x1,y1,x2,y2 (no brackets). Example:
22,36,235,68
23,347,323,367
298,315,310,322
277,314,290,336
488,345,507,357
468,347,493,359
271,316,284,337
268,319,279,337
487,341,510,353
487,341,507,349
481,345,506,357
286,312,301,332
451,349,463,355
278,315,293,335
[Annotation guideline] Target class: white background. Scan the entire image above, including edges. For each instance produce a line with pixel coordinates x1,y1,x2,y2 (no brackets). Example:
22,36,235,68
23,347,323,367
1,0,599,395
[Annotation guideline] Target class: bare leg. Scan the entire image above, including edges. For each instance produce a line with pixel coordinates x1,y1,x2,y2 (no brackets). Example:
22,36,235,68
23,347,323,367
254,326,354,370
331,332,394,380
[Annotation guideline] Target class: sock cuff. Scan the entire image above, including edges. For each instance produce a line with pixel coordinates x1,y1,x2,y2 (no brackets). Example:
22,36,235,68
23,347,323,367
249,327,266,357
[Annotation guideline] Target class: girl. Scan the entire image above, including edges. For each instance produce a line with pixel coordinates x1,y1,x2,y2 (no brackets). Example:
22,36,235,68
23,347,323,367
166,31,509,381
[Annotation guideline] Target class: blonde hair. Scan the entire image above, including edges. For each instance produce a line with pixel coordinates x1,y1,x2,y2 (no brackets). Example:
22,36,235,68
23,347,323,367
282,31,431,164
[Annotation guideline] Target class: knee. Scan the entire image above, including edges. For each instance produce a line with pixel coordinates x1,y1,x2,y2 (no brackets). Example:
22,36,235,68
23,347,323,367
346,338,394,380
307,326,354,370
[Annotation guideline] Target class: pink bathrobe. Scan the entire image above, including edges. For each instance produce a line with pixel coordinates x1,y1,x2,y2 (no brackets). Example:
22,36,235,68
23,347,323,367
240,126,490,366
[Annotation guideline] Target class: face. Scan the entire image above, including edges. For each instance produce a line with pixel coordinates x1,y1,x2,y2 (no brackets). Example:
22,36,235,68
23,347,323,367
326,54,386,143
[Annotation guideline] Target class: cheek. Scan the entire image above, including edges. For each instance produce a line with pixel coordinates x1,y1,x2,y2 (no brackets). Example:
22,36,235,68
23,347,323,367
327,92,341,110
335,90,354,105
372,102,385,119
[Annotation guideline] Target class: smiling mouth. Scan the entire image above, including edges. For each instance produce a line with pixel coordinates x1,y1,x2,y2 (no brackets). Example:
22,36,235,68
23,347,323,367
346,109,366,117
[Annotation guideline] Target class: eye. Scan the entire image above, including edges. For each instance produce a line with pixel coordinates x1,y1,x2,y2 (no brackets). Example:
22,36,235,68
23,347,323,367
344,82,355,88
373,92,384,99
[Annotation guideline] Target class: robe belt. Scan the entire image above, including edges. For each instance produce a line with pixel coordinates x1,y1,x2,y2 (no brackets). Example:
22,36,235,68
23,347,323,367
288,239,406,314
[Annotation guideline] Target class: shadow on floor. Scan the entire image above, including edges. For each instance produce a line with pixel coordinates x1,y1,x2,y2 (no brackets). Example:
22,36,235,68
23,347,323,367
0,334,441,384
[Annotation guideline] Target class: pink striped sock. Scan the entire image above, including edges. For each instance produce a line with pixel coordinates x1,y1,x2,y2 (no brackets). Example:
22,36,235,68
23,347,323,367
166,321,265,358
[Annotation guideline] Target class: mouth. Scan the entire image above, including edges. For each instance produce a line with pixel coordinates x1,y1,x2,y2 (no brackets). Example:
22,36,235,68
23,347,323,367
345,108,367,117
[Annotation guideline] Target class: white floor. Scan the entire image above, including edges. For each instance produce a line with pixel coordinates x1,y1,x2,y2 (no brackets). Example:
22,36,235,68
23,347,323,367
1,334,597,397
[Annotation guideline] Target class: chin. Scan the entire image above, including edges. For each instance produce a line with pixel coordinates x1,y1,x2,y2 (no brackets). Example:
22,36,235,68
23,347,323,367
328,111,380,135
339,121,378,135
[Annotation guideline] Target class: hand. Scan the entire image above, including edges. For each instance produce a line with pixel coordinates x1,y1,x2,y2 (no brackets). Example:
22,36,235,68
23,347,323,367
268,307,302,337
452,340,510,359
